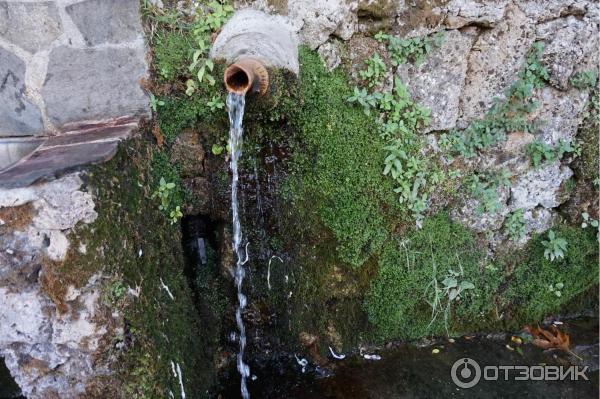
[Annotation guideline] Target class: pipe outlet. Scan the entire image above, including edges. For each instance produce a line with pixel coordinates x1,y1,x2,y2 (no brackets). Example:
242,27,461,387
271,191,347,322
224,58,269,96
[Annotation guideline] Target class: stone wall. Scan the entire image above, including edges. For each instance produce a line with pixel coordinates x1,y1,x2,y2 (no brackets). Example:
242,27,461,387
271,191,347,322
0,0,598,397
237,0,598,247
0,0,149,187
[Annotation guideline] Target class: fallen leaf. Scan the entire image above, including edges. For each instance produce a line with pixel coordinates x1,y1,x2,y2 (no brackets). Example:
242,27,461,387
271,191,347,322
152,123,164,147
525,325,570,352
511,336,522,345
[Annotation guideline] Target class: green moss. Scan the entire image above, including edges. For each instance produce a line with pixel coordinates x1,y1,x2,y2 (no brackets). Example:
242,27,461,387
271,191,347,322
363,213,501,341
62,137,217,398
153,30,194,83
577,90,600,183
503,225,599,325
284,48,399,268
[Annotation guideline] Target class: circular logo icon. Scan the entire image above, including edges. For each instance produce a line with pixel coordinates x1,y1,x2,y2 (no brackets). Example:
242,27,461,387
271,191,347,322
451,358,481,389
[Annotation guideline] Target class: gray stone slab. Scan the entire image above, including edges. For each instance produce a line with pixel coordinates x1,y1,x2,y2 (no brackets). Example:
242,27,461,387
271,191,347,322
396,30,474,133
0,1,62,53
0,123,135,188
0,137,45,171
66,0,142,46
0,140,119,187
42,46,149,127
0,48,44,136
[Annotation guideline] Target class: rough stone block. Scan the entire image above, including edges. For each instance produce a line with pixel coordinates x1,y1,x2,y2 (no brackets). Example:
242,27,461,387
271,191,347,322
66,0,143,46
0,124,134,188
0,1,62,53
457,4,535,126
42,46,149,127
397,30,474,133
0,48,44,136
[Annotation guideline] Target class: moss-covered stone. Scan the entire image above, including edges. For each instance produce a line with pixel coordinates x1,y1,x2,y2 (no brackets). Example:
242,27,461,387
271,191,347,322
57,136,220,398
502,225,599,325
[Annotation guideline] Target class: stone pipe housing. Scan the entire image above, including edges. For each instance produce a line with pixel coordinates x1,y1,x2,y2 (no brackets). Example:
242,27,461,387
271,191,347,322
210,9,299,96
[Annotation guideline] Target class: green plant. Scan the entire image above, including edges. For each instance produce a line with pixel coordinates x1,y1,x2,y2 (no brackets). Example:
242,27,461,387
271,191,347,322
570,70,598,89
504,225,598,326
364,213,494,340
150,171,184,224
526,139,579,167
207,95,225,112
548,282,564,298
186,1,234,94
581,212,599,229
149,94,165,114
505,209,526,241
425,264,476,335
449,42,549,158
211,143,224,155
347,87,380,115
376,31,444,66
359,53,387,87
542,230,568,261
348,40,438,225
103,279,127,305
464,169,511,214
169,205,183,224
152,177,176,211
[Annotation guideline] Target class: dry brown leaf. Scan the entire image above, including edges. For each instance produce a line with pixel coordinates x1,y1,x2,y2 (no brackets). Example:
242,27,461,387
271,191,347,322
152,123,164,147
525,325,571,352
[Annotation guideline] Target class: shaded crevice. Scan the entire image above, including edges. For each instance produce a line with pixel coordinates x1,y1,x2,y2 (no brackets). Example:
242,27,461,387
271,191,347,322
0,357,23,399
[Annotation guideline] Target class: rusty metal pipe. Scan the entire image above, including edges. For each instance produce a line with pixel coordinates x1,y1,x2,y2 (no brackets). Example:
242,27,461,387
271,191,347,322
224,58,269,96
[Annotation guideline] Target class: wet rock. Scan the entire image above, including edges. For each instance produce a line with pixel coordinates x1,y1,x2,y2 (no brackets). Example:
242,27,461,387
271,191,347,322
487,132,535,175
518,0,593,22
531,86,589,146
325,323,343,351
66,0,143,46
218,225,234,278
503,132,535,154
0,1,62,53
522,207,554,234
536,15,599,90
170,129,205,178
317,41,342,71
345,35,391,88
42,46,149,127
299,332,318,347
0,174,113,399
451,186,510,233
0,48,43,136
443,0,509,28
356,0,396,19
182,177,210,215
288,0,355,49
458,4,535,127
397,30,474,132
509,162,574,210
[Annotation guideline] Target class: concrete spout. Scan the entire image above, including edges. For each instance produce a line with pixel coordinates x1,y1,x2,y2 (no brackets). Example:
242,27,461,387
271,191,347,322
210,9,298,96
224,58,269,95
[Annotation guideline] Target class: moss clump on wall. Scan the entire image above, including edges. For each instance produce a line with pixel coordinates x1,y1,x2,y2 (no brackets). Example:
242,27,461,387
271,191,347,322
59,136,218,398
363,213,501,341
503,225,599,325
284,48,399,268
577,90,600,183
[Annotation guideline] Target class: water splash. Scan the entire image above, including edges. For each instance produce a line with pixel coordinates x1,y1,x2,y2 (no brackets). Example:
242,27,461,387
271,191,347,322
227,92,250,399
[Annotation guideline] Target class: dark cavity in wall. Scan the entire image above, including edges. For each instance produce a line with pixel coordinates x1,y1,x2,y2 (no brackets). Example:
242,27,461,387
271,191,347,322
0,357,23,399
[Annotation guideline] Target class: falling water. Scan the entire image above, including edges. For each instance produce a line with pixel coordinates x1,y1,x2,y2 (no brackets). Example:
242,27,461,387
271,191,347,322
227,92,250,399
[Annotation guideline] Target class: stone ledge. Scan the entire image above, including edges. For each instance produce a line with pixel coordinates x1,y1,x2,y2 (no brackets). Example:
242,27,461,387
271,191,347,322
0,123,136,188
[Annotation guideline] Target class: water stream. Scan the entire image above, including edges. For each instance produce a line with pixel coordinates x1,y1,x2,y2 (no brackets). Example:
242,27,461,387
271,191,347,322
227,92,251,399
